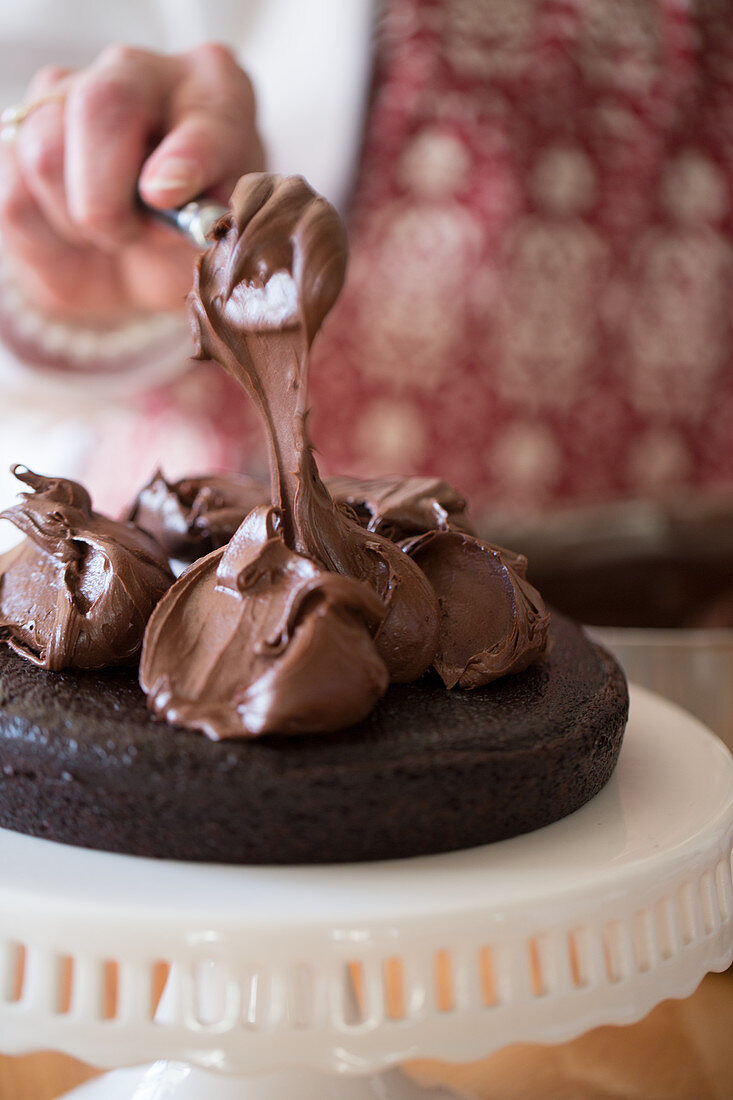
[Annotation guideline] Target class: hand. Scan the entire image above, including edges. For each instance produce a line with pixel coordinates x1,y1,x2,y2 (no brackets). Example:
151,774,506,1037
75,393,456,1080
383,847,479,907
0,44,263,321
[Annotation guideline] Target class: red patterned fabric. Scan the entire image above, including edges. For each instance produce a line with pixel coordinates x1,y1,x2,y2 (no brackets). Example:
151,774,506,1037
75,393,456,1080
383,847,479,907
102,0,733,521
308,0,733,520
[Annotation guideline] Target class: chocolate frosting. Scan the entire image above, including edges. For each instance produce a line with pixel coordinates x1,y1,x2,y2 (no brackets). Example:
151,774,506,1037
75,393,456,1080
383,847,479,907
140,506,388,738
139,173,550,739
401,530,550,688
326,474,475,541
127,471,472,564
128,470,267,562
0,466,173,670
186,175,441,681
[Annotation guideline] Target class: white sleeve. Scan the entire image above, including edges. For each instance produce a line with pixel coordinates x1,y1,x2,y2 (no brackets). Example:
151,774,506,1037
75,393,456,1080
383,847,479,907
237,0,377,211
0,251,192,400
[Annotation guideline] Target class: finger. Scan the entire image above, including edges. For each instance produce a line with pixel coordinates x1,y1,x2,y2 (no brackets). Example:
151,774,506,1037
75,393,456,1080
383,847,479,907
119,234,199,311
10,67,77,241
139,43,261,210
15,98,76,241
64,45,171,248
0,145,71,265
0,146,94,316
26,65,74,98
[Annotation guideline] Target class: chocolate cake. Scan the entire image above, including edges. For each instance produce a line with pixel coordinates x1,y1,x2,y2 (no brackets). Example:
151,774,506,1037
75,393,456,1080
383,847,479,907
0,174,629,863
0,612,627,864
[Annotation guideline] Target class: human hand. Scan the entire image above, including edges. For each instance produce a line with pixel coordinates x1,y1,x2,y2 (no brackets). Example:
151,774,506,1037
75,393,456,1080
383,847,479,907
0,44,263,321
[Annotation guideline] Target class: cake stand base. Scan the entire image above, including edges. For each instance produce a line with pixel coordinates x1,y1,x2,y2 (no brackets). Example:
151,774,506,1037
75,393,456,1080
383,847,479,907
60,1063,464,1099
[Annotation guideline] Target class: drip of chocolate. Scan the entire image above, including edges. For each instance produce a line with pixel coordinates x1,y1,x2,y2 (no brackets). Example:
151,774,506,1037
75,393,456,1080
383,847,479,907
140,176,439,737
0,466,173,670
139,173,550,739
128,470,267,561
185,174,441,682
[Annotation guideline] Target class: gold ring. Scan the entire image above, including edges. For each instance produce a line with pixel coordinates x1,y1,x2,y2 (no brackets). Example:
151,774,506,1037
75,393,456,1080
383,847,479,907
0,92,67,144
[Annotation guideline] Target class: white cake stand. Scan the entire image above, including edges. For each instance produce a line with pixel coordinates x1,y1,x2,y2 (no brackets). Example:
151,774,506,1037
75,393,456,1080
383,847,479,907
0,686,731,1100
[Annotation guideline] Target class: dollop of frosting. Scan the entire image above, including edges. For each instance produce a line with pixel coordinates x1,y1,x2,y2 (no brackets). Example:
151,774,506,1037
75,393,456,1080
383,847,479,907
127,471,472,565
326,474,475,541
140,506,388,738
128,470,267,562
0,466,173,670
400,531,551,688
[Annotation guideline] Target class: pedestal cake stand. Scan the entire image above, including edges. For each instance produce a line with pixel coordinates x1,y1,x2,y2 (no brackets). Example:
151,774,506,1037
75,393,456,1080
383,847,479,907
1,686,732,1100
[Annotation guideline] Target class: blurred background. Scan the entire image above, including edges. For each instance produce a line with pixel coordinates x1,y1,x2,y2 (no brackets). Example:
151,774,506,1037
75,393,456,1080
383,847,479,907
0,0,732,1096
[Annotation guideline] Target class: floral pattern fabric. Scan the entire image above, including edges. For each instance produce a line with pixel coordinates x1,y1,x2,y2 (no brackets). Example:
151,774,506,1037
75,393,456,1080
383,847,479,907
307,0,733,521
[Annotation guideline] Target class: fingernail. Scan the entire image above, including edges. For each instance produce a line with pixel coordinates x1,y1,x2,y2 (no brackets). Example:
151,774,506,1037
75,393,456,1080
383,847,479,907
144,157,201,193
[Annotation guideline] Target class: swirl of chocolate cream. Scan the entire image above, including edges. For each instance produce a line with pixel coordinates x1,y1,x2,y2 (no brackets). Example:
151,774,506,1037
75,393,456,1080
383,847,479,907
129,463,549,690
0,466,173,670
326,474,476,541
140,506,389,737
400,530,550,688
187,174,440,682
128,470,268,562
127,471,470,566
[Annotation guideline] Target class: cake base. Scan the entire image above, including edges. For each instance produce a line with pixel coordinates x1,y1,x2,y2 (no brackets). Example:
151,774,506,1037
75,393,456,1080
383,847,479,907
0,614,627,863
